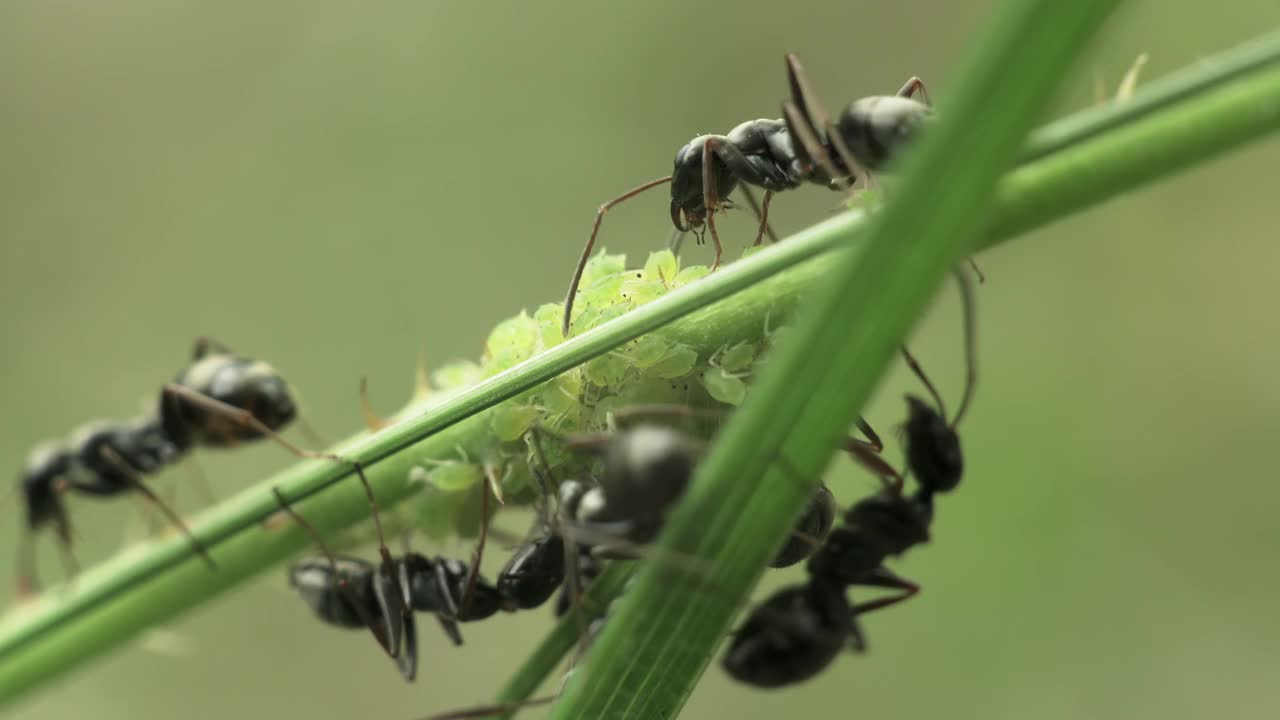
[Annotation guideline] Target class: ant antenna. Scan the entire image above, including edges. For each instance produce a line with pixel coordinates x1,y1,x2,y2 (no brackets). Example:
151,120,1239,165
563,176,675,336
950,265,979,427
900,346,947,420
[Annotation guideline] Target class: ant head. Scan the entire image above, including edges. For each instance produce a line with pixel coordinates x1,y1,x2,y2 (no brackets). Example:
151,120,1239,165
670,136,738,230
836,95,932,171
904,395,963,495
601,425,697,519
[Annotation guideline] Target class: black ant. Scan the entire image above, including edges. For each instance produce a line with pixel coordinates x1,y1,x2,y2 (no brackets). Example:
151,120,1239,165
273,488,504,682
562,53,933,334
15,337,383,596
722,267,977,687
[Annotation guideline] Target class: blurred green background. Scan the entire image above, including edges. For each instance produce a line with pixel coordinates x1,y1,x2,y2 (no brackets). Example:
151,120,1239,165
2,1,1278,718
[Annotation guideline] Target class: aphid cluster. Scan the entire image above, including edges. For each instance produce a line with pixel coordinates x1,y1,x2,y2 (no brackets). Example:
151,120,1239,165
16,338,366,595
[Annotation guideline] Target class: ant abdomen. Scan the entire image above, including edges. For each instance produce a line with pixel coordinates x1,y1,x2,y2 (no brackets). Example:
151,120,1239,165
495,535,567,611
836,95,932,171
289,556,380,630
721,580,853,688
161,354,297,449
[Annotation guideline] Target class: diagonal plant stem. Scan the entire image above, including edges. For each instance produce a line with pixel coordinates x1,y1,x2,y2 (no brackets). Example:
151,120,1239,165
547,1,1125,717
3,21,1280,712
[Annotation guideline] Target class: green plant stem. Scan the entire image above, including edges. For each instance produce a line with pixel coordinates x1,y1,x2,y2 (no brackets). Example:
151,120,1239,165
3,22,1280,710
549,0,1124,717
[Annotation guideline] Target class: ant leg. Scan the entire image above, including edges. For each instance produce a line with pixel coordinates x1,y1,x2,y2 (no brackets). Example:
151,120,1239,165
900,346,947,421
855,417,884,452
270,488,399,658
359,377,395,431
783,54,833,165
562,176,674,336
457,468,494,620
737,186,779,246
183,456,218,506
842,437,903,489
951,265,979,427
95,446,216,570
851,566,921,615
700,140,726,271
895,76,932,105
161,383,397,574
16,527,39,599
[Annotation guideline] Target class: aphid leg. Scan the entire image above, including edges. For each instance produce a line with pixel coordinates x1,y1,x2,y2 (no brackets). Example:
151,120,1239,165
562,176,675,336
269,488,398,656
94,446,215,569
412,350,433,402
1114,54,1148,103
738,186,779,245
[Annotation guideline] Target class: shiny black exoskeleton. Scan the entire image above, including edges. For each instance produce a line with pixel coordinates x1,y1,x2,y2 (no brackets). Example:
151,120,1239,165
723,267,979,688
722,475,934,688
277,490,501,682
563,53,932,334
17,415,206,594
15,337,355,595
159,338,298,450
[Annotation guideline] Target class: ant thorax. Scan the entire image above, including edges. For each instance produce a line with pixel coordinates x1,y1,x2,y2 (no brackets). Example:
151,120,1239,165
163,353,297,447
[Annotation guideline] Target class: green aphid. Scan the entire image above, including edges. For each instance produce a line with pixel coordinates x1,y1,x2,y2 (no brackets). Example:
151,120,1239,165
485,311,539,372
410,465,481,540
532,303,566,350
719,342,757,373
578,251,628,288
492,404,541,442
431,361,484,391
673,265,711,286
626,335,673,369
620,278,668,307
701,367,748,406
648,345,699,379
584,352,630,387
420,460,484,492
540,371,584,424
643,250,680,284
